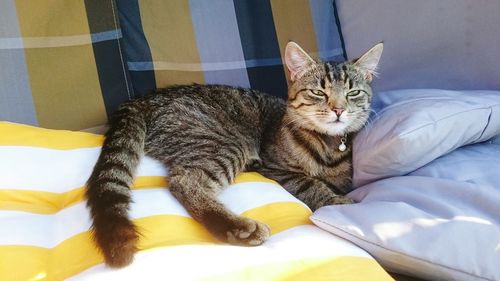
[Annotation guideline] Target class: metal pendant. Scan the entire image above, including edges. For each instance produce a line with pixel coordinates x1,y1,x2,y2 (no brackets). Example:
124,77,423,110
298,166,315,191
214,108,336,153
338,135,347,152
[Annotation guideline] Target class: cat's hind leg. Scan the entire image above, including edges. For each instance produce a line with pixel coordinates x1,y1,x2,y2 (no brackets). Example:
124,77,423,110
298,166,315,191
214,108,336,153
168,166,270,246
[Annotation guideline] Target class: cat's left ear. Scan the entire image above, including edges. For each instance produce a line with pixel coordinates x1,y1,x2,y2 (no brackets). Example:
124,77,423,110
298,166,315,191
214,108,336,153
285,41,315,82
354,42,384,82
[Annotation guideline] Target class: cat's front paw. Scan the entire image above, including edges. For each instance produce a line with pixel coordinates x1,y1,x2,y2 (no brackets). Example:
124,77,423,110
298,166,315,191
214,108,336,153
226,217,270,246
327,195,355,205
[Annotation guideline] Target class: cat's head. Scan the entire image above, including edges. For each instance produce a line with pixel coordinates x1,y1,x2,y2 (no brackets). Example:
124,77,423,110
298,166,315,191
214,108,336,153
284,42,383,136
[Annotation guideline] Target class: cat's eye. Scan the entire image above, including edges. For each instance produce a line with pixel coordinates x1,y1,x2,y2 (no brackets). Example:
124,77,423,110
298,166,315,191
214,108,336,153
309,89,326,97
346,90,364,98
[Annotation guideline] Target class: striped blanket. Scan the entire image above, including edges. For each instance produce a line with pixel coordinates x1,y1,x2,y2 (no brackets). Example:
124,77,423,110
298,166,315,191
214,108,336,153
0,122,392,280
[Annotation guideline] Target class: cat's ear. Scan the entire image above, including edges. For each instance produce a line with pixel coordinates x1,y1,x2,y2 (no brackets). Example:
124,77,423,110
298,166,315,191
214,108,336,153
354,42,383,82
285,42,315,82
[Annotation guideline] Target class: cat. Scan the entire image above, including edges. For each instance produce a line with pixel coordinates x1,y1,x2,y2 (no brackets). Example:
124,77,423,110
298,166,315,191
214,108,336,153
85,41,383,267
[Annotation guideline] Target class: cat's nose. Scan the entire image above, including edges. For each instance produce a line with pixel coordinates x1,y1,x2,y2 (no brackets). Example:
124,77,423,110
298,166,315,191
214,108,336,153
332,108,345,117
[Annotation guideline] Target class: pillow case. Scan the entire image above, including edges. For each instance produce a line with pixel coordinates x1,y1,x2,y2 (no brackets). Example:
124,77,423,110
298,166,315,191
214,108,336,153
312,142,500,281
336,1,500,92
0,122,392,281
353,89,500,187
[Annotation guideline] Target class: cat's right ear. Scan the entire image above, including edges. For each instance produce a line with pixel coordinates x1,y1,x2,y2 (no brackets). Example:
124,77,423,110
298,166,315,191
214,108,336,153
285,42,315,82
353,42,384,82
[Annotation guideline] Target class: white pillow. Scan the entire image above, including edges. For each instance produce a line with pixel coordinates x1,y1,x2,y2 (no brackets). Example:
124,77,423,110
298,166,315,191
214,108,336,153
312,88,500,281
353,89,500,187
312,142,500,280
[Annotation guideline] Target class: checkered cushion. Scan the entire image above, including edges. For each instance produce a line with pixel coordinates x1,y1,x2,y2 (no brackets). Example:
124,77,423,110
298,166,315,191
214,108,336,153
0,0,345,129
116,0,346,98
0,0,132,130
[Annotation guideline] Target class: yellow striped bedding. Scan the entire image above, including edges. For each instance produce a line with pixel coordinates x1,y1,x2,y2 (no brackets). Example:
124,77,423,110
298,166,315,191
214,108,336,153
0,122,393,281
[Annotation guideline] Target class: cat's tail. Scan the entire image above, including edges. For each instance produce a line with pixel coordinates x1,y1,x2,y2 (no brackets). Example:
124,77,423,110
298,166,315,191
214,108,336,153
85,102,147,268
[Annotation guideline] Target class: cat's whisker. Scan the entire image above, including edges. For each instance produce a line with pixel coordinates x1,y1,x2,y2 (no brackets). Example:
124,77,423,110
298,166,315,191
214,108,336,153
361,109,380,130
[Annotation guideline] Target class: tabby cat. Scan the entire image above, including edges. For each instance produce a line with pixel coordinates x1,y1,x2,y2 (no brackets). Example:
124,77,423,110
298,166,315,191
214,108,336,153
86,42,383,267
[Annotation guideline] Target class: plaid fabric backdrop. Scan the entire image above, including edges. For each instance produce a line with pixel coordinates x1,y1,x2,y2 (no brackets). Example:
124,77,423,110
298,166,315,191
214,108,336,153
0,0,345,130
0,0,132,130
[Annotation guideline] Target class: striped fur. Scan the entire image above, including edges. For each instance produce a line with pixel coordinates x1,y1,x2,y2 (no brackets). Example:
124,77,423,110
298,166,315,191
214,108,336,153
85,42,383,267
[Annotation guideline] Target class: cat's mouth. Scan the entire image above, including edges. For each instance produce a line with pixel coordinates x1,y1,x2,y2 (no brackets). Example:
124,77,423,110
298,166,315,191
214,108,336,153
326,120,343,124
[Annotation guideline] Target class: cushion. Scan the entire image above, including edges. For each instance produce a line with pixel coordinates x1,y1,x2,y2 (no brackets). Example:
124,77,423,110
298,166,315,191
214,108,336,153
312,142,500,281
115,1,345,98
0,1,132,130
336,1,500,92
0,122,392,281
353,89,500,187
